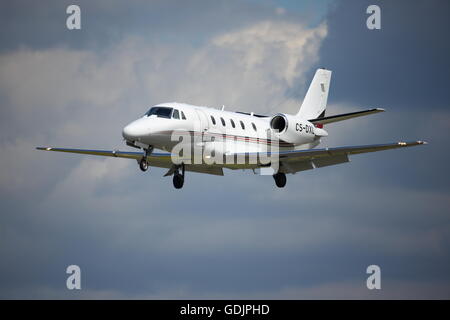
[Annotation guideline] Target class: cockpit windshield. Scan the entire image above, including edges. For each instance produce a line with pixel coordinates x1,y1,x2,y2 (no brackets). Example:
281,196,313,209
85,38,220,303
145,106,173,118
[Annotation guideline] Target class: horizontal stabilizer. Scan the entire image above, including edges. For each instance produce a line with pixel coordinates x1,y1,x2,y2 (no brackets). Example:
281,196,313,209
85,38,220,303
309,108,384,125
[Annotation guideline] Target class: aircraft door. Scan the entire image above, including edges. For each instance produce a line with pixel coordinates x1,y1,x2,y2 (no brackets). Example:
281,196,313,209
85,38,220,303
194,109,215,143
194,109,209,132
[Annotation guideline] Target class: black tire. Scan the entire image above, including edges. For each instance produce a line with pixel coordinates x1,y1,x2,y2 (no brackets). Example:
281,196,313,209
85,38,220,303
139,158,148,172
173,174,184,189
273,172,286,188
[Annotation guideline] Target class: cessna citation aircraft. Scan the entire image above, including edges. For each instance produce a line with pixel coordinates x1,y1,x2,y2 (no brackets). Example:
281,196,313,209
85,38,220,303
37,69,426,189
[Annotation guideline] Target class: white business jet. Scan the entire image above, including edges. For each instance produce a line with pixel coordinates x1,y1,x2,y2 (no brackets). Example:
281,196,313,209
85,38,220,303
37,69,426,189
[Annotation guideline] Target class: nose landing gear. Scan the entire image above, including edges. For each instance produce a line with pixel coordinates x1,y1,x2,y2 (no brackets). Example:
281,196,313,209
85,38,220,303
273,172,287,188
138,146,153,172
139,157,148,172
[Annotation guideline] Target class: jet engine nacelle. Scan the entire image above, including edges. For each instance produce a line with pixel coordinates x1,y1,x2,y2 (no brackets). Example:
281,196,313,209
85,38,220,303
269,113,327,145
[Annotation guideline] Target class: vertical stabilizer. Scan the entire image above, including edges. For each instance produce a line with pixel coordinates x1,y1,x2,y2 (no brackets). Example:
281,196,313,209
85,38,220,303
296,69,332,119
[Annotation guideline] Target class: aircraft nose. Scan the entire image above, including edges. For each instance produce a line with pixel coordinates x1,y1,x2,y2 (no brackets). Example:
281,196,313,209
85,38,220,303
122,123,140,141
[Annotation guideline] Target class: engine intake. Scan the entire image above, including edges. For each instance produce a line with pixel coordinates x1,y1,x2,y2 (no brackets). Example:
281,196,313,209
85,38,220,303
269,113,322,144
270,114,288,133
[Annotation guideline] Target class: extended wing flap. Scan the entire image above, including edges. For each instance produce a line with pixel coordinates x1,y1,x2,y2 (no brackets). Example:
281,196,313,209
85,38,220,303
313,153,349,168
281,154,349,174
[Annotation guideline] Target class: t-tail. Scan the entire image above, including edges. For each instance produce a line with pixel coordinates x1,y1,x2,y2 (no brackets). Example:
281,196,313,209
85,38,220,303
298,68,385,127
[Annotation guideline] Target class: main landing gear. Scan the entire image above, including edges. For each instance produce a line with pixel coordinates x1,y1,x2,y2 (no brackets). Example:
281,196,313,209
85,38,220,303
139,157,148,171
273,172,287,188
173,163,185,189
138,146,153,172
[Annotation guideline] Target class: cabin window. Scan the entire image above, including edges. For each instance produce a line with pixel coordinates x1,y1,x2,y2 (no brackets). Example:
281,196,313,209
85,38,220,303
210,115,216,125
145,106,173,119
252,122,257,131
181,111,186,120
172,109,180,119
230,119,235,128
240,121,245,130
220,117,226,126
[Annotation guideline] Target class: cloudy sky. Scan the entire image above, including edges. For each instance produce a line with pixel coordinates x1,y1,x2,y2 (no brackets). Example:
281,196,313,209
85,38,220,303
0,0,449,299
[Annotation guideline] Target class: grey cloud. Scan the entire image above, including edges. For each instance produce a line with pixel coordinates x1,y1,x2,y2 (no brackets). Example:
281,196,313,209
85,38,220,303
0,0,308,53
315,0,450,109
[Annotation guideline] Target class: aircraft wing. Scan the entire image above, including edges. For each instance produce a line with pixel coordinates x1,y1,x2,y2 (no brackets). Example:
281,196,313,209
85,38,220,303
36,147,224,176
37,140,425,176
232,140,427,173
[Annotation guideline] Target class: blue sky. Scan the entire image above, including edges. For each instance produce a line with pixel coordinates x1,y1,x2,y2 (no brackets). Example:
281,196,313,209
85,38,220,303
0,0,449,299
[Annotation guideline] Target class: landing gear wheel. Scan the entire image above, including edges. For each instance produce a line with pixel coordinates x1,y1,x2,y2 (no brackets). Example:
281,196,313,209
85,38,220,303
138,146,153,172
139,157,148,172
173,173,184,189
273,172,286,188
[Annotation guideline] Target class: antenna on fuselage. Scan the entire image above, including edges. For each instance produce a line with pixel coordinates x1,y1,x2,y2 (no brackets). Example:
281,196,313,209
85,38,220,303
221,105,225,111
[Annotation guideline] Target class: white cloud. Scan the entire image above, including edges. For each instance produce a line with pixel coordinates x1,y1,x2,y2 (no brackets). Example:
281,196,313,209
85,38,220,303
212,21,326,86
184,21,327,113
